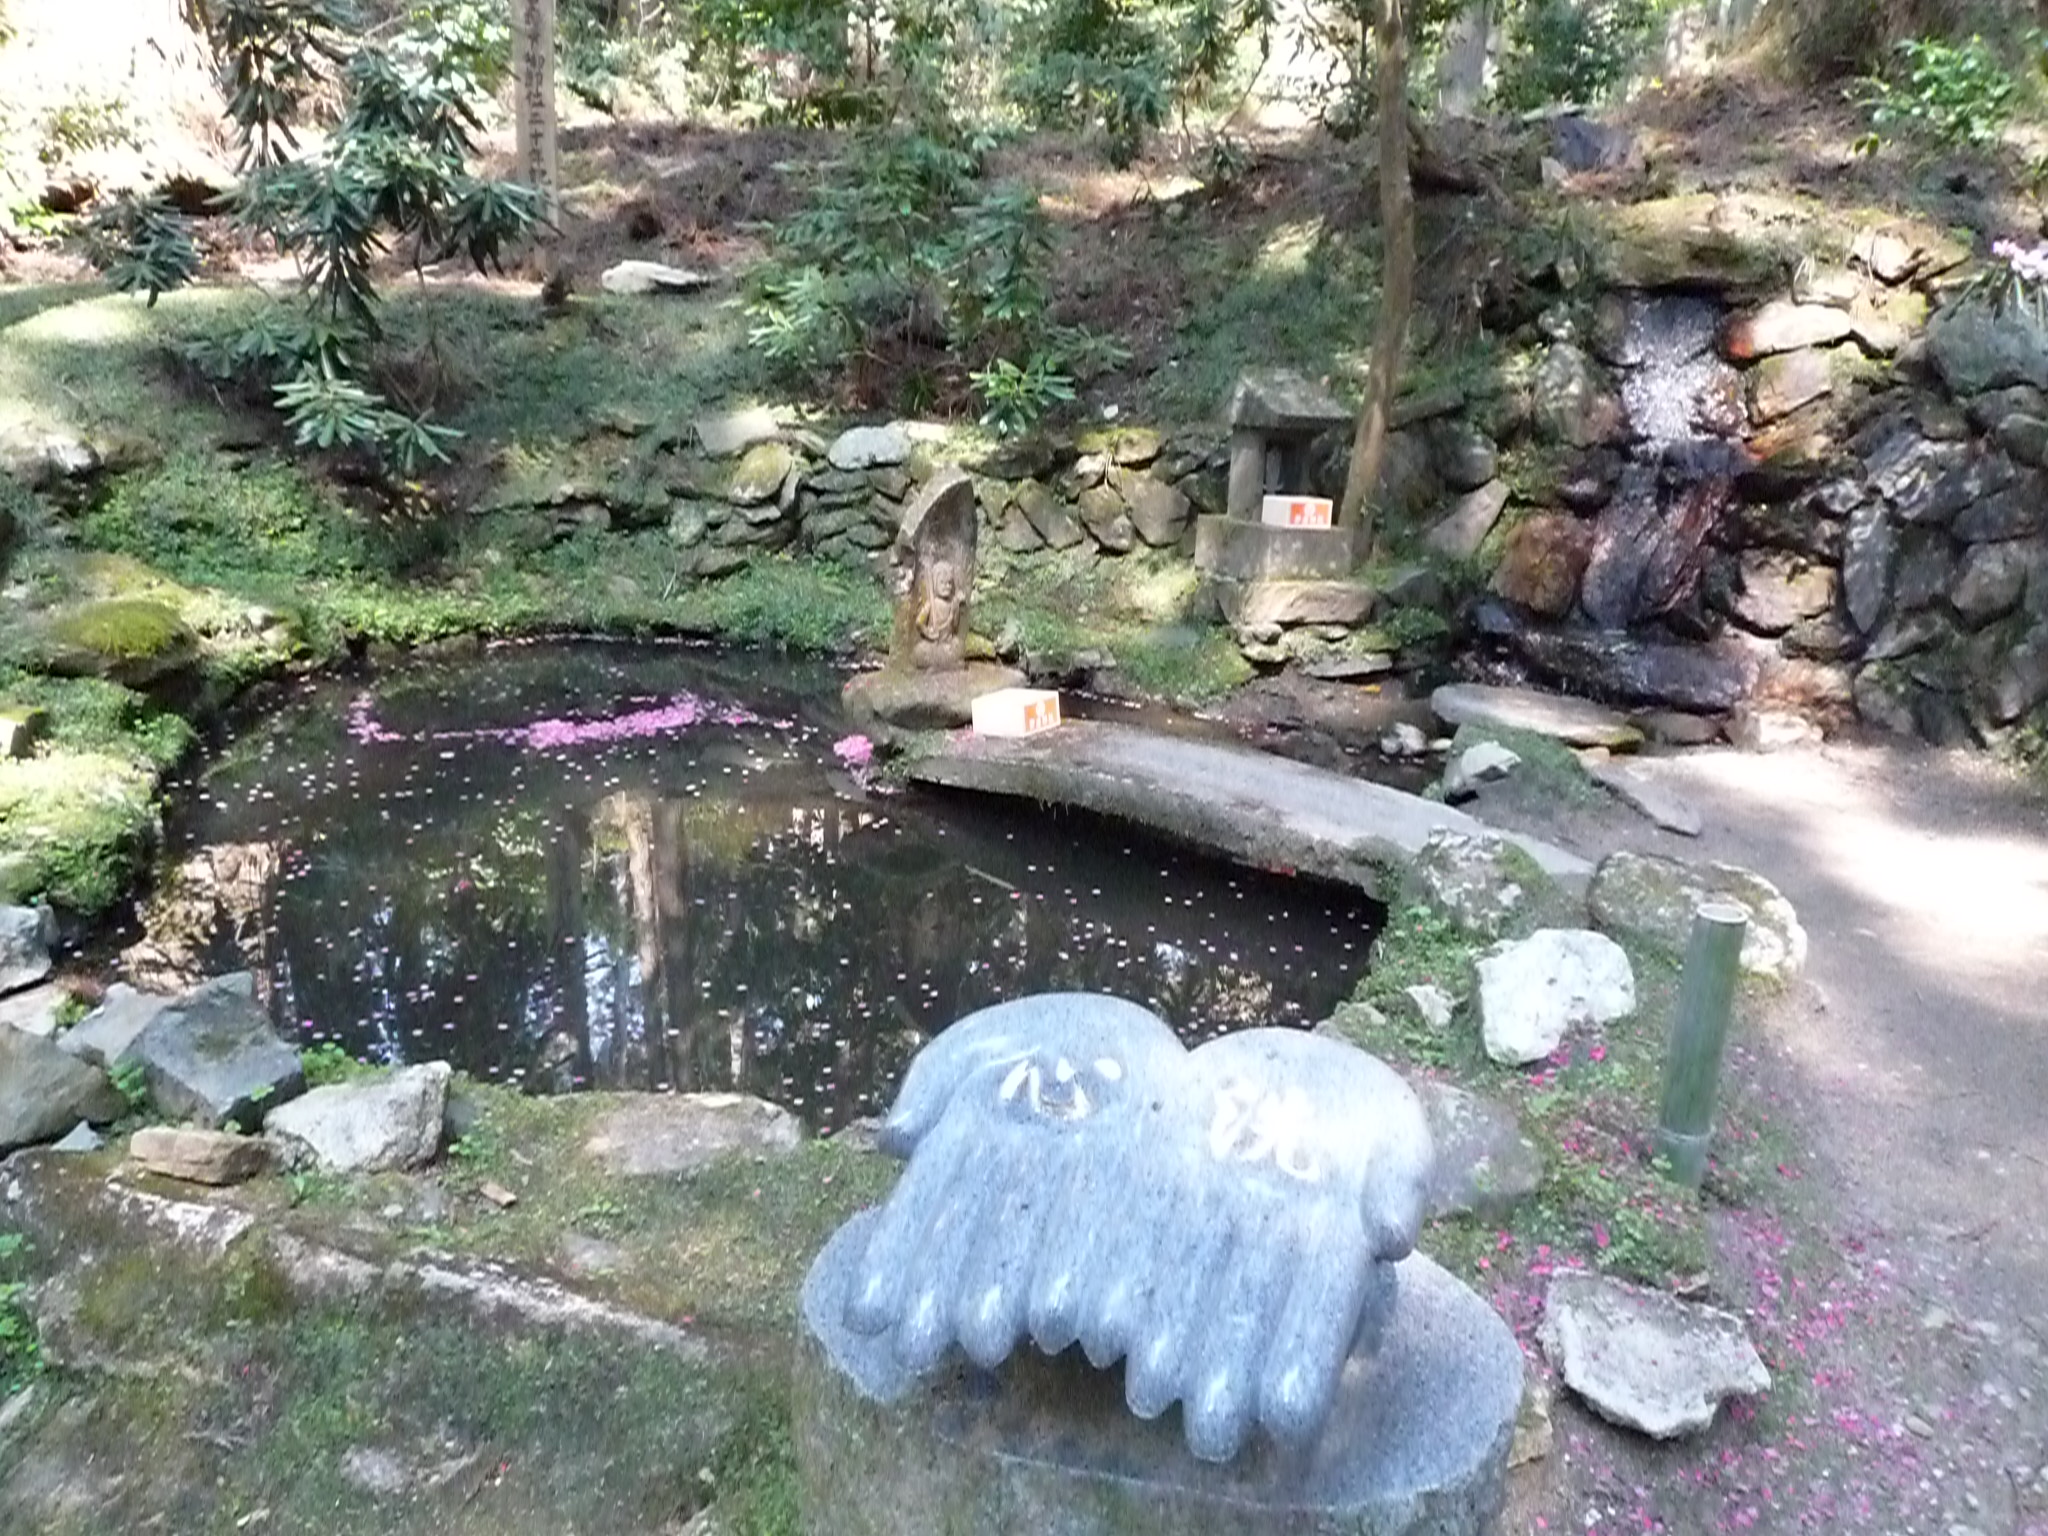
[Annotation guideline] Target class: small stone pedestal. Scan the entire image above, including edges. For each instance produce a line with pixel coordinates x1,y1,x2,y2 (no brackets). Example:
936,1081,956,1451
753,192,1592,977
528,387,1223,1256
1199,371,1376,653
795,1211,1524,1536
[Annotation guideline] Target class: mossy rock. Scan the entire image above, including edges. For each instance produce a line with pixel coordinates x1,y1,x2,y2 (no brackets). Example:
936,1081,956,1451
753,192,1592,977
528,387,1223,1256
1593,194,1792,295
0,750,159,914
1401,828,1559,942
40,599,200,687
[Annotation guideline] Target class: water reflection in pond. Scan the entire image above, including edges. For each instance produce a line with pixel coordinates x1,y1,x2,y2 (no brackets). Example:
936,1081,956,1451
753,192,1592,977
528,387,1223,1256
159,644,1381,1132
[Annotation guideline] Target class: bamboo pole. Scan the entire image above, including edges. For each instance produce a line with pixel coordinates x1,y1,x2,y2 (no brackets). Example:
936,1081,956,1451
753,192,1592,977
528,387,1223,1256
1655,901,1749,1188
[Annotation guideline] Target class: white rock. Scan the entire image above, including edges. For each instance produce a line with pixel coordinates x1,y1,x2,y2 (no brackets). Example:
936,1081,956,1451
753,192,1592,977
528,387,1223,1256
264,1062,452,1173
598,260,711,296
1403,983,1457,1030
1379,721,1430,758
1540,1271,1771,1438
826,424,912,471
1477,928,1635,1065
1441,741,1521,801
694,407,780,458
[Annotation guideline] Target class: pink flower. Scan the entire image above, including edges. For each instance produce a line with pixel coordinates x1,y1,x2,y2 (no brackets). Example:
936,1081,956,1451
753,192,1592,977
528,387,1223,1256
832,734,875,767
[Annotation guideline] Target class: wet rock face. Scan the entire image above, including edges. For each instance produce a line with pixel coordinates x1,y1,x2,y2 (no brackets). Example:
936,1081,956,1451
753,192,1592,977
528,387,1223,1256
1580,467,1733,629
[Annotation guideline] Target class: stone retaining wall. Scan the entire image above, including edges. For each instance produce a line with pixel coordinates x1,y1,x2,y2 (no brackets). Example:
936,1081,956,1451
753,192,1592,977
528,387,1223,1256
485,200,2048,749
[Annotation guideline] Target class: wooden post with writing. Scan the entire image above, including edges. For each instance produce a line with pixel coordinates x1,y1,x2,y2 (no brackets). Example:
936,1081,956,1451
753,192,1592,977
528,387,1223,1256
511,0,561,237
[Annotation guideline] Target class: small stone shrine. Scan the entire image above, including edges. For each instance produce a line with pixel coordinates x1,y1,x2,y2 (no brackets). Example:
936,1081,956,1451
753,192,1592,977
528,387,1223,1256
796,993,1524,1536
842,467,1024,733
1195,370,1379,637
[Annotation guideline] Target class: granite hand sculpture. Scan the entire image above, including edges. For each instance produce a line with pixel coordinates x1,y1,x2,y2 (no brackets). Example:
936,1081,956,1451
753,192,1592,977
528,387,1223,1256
838,993,1435,1462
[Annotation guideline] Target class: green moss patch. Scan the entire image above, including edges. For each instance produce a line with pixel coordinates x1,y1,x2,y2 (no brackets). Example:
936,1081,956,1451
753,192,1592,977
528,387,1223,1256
41,598,198,685
0,750,158,913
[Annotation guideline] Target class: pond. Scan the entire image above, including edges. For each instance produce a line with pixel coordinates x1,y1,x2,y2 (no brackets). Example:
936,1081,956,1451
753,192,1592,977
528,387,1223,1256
155,643,1382,1133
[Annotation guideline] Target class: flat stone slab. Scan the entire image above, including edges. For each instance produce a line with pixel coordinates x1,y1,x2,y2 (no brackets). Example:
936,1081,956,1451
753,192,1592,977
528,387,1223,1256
1540,1271,1769,1438
129,1125,273,1185
1228,369,1353,432
799,1211,1522,1536
1213,578,1376,628
1430,683,1645,749
1194,516,1365,582
1586,760,1704,837
1588,851,1806,980
580,1091,803,1176
264,1062,451,1173
906,721,1590,901
842,662,1027,733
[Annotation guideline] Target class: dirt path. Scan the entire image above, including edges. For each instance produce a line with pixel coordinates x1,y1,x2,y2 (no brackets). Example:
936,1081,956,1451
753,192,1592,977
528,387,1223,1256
1483,734,2048,1534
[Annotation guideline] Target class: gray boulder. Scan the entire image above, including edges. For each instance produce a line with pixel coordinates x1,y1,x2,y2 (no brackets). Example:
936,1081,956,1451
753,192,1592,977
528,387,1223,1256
264,1062,452,1173
1928,302,2048,394
0,904,54,996
1440,741,1520,803
1586,760,1703,837
1477,929,1636,1066
1431,683,1643,749
1841,500,1897,634
1422,479,1510,560
827,424,912,472
1409,1077,1544,1218
59,983,176,1066
1950,542,2031,625
1540,1271,1770,1438
1117,474,1192,547
581,1091,804,1176
124,972,305,1129
1405,829,1544,940
1588,851,1806,980
0,1027,123,1154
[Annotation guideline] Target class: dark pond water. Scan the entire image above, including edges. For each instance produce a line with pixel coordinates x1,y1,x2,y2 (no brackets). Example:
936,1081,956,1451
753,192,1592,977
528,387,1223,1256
159,644,1381,1132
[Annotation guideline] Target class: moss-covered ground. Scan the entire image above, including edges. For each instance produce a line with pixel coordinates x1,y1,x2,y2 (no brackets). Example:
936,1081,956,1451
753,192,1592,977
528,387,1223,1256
0,1075,910,1535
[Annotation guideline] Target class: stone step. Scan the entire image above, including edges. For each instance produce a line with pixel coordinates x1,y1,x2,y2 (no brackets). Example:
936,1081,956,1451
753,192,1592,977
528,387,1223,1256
1193,514,1366,582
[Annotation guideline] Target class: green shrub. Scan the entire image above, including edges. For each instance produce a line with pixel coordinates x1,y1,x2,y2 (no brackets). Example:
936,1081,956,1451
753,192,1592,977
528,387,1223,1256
1493,0,1669,111
1852,33,2019,153
745,119,1124,433
0,1230,36,1397
86,0,537,470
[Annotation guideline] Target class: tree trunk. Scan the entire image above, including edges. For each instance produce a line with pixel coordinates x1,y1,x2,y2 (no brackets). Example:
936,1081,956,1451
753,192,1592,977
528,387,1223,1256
1338,0,1416,551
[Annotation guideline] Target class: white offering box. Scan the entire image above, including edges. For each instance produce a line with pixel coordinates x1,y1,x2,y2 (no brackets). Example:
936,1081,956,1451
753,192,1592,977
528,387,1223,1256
971,688,1063,738
1260,494,1335,529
